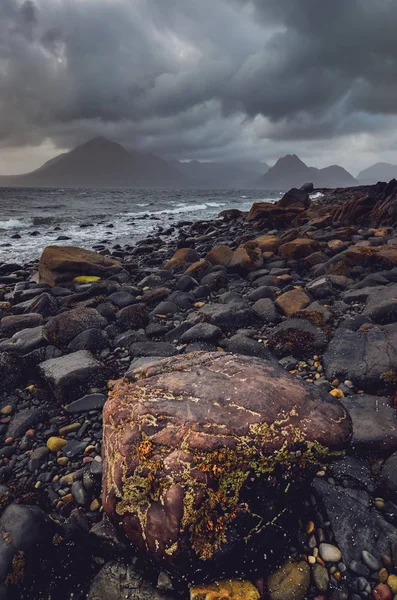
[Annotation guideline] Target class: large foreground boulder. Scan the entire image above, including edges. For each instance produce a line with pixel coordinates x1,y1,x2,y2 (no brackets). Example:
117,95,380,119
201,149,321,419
38,246,122,286
102,352,351,575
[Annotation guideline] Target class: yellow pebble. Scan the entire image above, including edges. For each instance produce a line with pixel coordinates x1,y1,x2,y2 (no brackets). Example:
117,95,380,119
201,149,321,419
194,302,205,308
46,437,66,452
330,389,344,399
379,568,388,583
388,574,397,594
305,521,315,534
308,556,316,565
73,276,101,283
90,499,101,511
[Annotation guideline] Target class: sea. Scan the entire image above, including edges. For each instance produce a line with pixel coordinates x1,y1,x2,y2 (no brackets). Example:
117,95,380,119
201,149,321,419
0,187,285,264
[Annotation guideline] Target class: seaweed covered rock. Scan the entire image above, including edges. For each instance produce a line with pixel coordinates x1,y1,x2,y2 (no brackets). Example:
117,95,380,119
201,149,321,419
102,352,351,575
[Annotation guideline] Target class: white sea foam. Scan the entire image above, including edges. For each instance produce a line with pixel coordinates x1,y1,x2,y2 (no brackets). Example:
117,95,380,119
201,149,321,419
310,192,324,200
0,218,29,229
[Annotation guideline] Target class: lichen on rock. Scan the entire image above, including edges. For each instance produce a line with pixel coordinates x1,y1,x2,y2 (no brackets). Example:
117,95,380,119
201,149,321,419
102,352,351,573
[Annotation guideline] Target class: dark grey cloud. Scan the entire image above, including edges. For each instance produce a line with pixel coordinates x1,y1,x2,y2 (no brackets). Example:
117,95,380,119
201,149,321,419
2,0,397,170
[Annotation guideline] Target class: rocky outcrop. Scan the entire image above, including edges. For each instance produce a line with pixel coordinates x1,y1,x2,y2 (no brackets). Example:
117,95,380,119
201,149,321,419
277,188,311,210
102,352,351,573
38,246,122,286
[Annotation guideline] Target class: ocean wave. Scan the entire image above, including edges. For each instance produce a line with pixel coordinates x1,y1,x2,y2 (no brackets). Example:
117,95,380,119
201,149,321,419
205,201,227,208
310,192,324,200
0,218,29,229
153,203,208,215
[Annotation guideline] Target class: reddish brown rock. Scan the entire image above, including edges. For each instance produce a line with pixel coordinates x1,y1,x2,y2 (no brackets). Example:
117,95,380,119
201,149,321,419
278,238,320,260
275,289,311,317
218,209,244,220
184,260,212,279
205,246,234,267
38,246,121,287
255,235,280,253
229,242,263,272
322,244,397,276
164,248,200,272
102,352,351,573
246,203,301,227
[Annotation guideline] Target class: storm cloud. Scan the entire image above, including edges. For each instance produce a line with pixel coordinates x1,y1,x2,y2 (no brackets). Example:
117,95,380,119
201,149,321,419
2,0,397,172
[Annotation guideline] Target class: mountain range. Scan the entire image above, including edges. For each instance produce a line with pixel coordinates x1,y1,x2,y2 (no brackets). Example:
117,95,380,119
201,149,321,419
0,137,361,189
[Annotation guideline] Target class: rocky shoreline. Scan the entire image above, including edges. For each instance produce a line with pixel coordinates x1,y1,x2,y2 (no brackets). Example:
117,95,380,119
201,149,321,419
2,181,397,599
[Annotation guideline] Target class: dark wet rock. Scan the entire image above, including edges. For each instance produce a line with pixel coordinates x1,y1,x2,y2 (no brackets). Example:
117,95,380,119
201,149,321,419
149,301,179,317
200,270,228,291
130,341,177,358
0,353,28,393
7,408,48,438
0,326,47,354
340,394,397,452
268,319,327,358
192,302,256,332
176,275,198,292
89,516,128,554
380,452,397,498
87,561,175,600
313,478,397,566
362,283,397,324
103,352,351,572
180,323,222,344
44,307,107,348
108,291,136,308
247,286,276,302
116,304,149,330
145,323,170,338
328,456,375,493
164,322,194,343
68,328,109,352
38,245,122,286
28,446,50,472
306,276,333,299
278,187,311,210
167,291,195,310
252,298,279,323
114,330,146,348
0,503,53,592
39,350,108,402
226,334,272,359
324,323,397,393
0,313,43,337
65,393,107,413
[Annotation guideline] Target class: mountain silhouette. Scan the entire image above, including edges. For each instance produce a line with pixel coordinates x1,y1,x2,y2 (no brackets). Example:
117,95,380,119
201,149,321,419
0,137,184,188
256,154,357,189
357,162,397,184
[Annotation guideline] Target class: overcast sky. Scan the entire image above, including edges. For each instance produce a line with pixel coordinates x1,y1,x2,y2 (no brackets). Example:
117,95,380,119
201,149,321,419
2,0,397,175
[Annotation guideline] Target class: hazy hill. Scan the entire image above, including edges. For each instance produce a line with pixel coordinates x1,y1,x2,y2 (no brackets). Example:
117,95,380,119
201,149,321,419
174,159,269,188
0,137,185,188
256,154,358,189
357,162,397,184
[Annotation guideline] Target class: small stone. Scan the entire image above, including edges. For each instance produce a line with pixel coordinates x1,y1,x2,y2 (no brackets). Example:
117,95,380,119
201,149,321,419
267,559,310,600
59,423,81,435
380,569,389,583
0,405,13,415
376,499,386,510
157,571,174,591
47,437,67,452
312,563,329,592
331,379,340,387
319,543,342,563
308,556,316,565
57,457,69,466
329,389,344,399
362,550,380,571
388,575,397,594
90,499,101,511
372,584,392,600
190,580,260,600
306,521,315,534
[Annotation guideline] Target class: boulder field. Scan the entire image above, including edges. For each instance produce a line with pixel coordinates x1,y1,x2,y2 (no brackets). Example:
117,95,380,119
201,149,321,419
2,182,397,597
